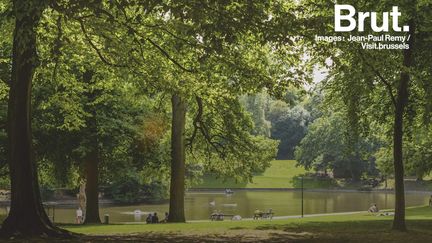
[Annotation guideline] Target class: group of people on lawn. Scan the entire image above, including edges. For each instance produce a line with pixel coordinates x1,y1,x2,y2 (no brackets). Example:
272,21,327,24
146,212,169,224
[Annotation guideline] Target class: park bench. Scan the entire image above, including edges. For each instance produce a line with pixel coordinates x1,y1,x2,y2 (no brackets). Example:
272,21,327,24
210,213,235,221
253,212,274,220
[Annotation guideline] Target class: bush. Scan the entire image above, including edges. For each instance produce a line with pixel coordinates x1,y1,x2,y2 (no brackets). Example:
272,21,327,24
142,181,168,203
104,176,168,203
104,177,142,203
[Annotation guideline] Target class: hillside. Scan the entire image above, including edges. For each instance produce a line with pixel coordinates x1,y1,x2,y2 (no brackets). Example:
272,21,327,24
192,160,336,189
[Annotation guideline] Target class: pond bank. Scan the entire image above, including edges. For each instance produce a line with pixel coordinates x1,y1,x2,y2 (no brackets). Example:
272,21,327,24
188,187,432,194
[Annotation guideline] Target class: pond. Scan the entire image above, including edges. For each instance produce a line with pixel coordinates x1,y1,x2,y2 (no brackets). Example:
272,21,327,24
45,190,430,223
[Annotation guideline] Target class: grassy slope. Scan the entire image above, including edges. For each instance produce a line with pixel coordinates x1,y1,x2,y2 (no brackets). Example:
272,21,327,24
61,206,432,242
192,160,337,189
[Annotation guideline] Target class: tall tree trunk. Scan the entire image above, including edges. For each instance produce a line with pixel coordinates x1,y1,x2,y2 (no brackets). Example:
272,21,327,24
0,0,70,237
83,149,101,224
82,70,101,224
392,87,407,231
168,94,186,222
392,21,415,231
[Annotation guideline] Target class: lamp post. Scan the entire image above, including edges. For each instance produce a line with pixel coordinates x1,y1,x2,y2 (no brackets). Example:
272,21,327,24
301,176,304,218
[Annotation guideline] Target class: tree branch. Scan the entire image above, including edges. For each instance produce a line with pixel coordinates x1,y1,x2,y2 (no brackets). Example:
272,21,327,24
186,96,226,156
358,49,396,106
51,16,62,84
186,96,203,151
78,19,127,68
145,37,195,73
92,7,195,72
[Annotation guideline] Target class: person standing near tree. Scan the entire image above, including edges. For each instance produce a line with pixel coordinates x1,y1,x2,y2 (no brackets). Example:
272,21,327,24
76,207,83,224
77,183,86,219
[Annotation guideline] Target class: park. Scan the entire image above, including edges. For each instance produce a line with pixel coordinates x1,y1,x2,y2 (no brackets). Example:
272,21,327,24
0,0,432,242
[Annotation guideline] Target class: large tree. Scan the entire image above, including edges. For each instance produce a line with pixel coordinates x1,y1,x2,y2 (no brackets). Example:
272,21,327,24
0,0,70,237
1,0,162,232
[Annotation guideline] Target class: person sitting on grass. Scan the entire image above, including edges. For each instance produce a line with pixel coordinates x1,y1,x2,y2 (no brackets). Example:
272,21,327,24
146,213,152,224
160,212,169,223
210,210,218,220
218,211,224,221
151,212,159,223
368,204,379,213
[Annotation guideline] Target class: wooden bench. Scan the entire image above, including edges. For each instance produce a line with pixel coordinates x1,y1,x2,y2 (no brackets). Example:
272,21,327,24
210,214,235,221
253,212,274,220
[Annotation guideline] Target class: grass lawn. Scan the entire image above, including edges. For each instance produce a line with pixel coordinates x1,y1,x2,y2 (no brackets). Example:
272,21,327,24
40,206,432,242
2,206,432,242
192,160,337,189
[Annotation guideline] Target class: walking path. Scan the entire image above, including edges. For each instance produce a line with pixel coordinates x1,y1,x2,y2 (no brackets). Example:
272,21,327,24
188,210,366,223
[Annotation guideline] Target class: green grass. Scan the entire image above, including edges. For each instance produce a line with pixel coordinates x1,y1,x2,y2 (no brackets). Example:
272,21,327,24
2,207,432,242
192,160,337,189
63,206,432,234
58,206,432,242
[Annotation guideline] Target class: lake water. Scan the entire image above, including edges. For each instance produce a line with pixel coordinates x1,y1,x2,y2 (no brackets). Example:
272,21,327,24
46,190,430,223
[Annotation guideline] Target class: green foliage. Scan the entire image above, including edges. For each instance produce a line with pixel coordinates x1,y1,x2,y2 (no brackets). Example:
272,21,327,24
405,128,432,179
376,125,432,180
375,146,393,177
61,0,308,189
240,92,271,137
186,95,279,182
296,0,432,194
103,170,168,203
0,0,11,178
295,112,378,180
240,89,314,160
270,104,312,159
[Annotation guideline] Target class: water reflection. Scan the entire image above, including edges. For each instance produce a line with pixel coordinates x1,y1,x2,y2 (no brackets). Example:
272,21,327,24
46,190,429,223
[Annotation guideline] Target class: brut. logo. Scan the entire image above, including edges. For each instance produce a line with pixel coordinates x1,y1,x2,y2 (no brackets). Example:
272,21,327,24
334,5,409,32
